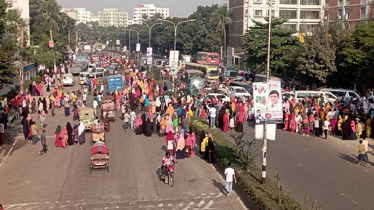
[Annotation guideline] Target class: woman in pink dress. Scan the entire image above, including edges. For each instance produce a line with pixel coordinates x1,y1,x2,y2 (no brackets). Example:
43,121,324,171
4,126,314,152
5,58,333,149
61,126,68,147
244,104,249,122
190,132,196,156
55,94,61,108
55,125,63,147
37,83,43,96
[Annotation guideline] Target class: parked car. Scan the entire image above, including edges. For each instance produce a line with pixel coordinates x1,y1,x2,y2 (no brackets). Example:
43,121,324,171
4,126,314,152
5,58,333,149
225,86,251,98
205,93,230,103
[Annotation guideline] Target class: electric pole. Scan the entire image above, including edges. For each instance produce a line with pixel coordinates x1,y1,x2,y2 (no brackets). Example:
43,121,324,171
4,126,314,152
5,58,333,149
19,24,24,94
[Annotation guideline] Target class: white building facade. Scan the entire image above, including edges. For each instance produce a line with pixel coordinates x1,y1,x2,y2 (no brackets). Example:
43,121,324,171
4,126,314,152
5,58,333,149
74,8,92,24
245,0,324,32
7,0,30,45
133,4,169,25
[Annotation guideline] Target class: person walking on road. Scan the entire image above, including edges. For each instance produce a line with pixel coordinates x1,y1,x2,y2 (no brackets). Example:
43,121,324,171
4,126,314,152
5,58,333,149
123,111,130,132
39,130,47,155
93,99,98,116
357,140,369,168
224,162,237,197
30,121,39,145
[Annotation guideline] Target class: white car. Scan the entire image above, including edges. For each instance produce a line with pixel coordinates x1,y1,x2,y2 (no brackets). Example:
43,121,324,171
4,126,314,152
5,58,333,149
63,73,75,86
95,67,105,77
226,86,251,98
206,93,230,103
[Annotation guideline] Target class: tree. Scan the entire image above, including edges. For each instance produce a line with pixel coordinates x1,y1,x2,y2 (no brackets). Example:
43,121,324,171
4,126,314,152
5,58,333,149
0,0,22,84
297,23,337,83
211,5,233,64
339,22,374,87
242,17,300,76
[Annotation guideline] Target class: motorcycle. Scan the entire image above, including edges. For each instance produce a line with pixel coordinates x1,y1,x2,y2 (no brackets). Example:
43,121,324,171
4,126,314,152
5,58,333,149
161,163,175,187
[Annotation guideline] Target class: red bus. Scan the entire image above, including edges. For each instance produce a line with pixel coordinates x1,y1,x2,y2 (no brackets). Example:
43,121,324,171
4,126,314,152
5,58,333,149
196,52,220,65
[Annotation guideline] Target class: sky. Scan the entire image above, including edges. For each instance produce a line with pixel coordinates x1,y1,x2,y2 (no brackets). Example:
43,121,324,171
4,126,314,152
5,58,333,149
56,0,228,18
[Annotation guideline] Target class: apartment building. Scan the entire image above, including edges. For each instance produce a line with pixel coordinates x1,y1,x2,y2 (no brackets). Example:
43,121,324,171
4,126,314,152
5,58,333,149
64,9,78,20
229,0,324,52
133,4,169,25
325,0,374,30
7,0,30,45
61,8,94,24
99,9,128,27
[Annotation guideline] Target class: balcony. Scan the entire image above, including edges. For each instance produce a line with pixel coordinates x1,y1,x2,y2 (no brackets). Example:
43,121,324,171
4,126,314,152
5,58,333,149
280,0,297,4
300,11,321,19
280,10,297,19
300,0,320,5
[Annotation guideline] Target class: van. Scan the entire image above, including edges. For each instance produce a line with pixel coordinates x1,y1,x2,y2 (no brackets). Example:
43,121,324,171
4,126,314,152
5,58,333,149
153,59,169,69
295,91,337,104
319,88,361,101
95,67,105,77
63,73,75,86
79,72,90,85
229,81,253,95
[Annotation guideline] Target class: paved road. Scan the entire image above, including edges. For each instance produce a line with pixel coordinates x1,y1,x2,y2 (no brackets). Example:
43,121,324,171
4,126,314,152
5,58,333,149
0,76,250,210
222,123,374,210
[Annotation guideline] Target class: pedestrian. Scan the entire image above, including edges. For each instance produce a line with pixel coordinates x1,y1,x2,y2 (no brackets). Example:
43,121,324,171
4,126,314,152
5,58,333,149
224,162,237,197
323,118,330,139
357,140,369,167
123,111,130,132
30,121,39,145
208,105,216,128
130,109,136,130
83,92,87,106
39,130,48,155
314,114,320,138
0,121,4,146
93,99,98,116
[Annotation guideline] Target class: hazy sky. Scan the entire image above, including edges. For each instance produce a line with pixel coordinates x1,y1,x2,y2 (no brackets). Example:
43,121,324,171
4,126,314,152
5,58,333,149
56,0,228,18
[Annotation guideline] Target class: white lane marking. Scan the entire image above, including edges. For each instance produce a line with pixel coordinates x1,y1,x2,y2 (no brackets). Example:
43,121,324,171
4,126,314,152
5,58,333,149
203,200,214,209
197,199,205,207
158,203,163,207
182,202,194,210
0,146,14,169
341,193,357,204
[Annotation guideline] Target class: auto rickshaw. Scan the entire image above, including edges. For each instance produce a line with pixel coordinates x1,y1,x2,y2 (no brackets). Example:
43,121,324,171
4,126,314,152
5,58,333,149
89,141,109,173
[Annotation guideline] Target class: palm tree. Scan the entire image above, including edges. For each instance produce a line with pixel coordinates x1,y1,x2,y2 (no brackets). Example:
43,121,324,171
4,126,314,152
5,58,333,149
37,0,62,41
211,5,233,64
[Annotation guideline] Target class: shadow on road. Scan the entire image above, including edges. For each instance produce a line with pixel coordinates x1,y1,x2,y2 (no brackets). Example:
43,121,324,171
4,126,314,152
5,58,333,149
156,167,162,181
212,179,226,194
337,153,359,164
161,145,168,153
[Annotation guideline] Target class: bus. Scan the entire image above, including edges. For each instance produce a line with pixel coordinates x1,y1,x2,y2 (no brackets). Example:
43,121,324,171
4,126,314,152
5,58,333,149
196,52,220,65
185,63,219,83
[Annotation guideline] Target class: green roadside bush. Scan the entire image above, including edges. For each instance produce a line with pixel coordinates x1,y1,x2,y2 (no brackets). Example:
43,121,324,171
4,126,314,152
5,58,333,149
190,117,304,210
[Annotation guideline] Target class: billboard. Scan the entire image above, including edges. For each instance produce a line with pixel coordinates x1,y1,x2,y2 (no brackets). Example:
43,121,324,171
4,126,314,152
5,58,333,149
169,50,179,75
253,80,283,124
146,47,153,65
136,43,141,52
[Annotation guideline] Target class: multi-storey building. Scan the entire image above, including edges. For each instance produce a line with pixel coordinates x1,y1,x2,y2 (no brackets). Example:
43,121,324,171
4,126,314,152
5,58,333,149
133,4,169,25
90,15,99,22
61,7,93,24
325,0,374,30
7,0,30,45
64,9,78,21
229,0,324,52
99,9,128,27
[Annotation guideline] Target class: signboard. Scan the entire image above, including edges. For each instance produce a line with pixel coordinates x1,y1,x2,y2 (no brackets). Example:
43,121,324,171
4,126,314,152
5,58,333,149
253,80,283,124
49,40,54,48
123,46,127,52
169,50,179,75
106,41,109,45
146,47,153,65
116,40,120,45
136,43,141,52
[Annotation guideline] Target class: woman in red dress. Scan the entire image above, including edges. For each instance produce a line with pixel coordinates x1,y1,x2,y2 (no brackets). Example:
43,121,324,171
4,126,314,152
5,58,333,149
222,112,229,132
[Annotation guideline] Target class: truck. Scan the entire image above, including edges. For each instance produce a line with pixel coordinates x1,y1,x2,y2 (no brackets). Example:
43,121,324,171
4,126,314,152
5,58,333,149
107,75,123,93
70,63,84,75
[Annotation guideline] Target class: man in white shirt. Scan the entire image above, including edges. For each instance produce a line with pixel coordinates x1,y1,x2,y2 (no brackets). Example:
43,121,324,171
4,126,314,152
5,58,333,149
208,105,217,128
83,93,87,106
130,110,136,130
224,162,236,197
93,100,98,116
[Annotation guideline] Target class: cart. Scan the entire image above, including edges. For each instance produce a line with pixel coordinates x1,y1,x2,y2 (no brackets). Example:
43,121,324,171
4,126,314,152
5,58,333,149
101,100,115,121
91,124,105,144
79,108,95,131
89,141,109,173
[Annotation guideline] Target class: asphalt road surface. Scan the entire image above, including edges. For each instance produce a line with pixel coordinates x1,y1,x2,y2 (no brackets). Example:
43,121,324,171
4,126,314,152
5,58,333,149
222,123,374,210
0,76,250,210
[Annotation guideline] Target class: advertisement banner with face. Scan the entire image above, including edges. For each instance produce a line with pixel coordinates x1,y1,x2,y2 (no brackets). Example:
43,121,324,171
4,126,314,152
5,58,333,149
253,81,283,124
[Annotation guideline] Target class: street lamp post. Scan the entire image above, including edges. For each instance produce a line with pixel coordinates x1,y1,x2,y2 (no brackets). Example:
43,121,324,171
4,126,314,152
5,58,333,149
130,29,146,64
261,0,273,185
157,19,196,92
143,22,162,47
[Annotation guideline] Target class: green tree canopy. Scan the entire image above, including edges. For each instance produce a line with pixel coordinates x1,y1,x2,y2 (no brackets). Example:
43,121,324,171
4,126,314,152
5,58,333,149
242,17,300,76
297,23,337,83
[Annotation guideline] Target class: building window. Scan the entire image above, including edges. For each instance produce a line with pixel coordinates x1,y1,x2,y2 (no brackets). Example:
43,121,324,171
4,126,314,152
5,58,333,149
300,11,320,19
338,9,343,17
254,10,263,17
267,10,275,16
280,0,297,4
361,7,366,19
299,24,319,33
279,10,297,19
282,24,297,30
253,0,262,4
